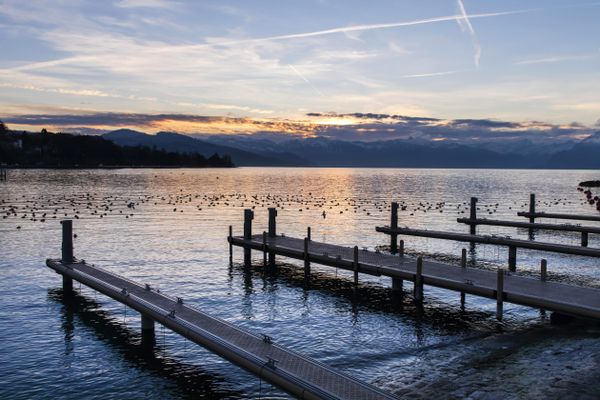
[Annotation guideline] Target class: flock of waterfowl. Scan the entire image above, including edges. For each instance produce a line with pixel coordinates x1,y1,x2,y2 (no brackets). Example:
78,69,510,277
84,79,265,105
0,191,588,231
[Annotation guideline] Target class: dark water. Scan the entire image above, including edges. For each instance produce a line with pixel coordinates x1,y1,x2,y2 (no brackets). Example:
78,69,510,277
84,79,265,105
1,168,600,399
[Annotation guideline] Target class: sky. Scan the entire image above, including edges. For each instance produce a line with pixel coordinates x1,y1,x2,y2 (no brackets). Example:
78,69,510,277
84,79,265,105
1,0,600,138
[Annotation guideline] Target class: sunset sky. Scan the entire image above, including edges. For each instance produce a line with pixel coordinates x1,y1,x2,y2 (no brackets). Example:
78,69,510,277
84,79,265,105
1,0,599,136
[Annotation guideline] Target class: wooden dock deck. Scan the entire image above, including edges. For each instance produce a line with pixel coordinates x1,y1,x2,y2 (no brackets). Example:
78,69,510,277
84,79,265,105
457,217,600,246
47,222,396,400
229,234,600,321
517,211,600,223
376,225,600,271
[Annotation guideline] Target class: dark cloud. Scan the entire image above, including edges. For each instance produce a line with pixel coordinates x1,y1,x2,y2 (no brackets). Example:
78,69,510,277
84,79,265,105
2,111,593,145
450,119,520,129
3,112,241,127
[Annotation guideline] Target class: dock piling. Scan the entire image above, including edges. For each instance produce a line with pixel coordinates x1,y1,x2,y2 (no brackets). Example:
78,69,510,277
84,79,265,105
582,232,589,247
61,220,74,293
414,256,423,302
393,239,403,291
61,220,73,263
243,209,254,267
228,225,233,265
460,248,466,309
353,246,359,286
508,245,517,272
141,314,155,337
268,208,277,237
529,193,536,223
262,231,268,267
528,193,536,238
392,277,403,292
390,202,399,253
307,226,311,241
304,237,310,276
541,259,547,282
469,197,478,235
496,269,505,321
268,208,277,267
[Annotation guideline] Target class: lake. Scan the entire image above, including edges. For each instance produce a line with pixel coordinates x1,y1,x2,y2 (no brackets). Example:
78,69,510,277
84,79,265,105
1,167,600,399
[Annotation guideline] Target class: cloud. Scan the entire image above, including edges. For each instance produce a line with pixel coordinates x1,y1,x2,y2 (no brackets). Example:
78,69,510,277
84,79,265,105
456,0,482,67
114,0,176,9
302,112,592,143
514,54,597,65
0,82,115,97
402,70,463,79
288,65,325,97
2,111,593,144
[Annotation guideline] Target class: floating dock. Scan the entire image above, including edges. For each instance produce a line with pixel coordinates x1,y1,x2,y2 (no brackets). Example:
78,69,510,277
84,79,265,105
48,220,396,400
376,225,600,271
230,209,600,322
456,194,600,246
456,217,600,247
518,211,600,223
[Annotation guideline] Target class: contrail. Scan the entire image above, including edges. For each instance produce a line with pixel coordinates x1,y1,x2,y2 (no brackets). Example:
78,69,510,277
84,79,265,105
456,0,482,68
402,70,462,78
288,64,325,97
198,10,523,48
514,54,596,65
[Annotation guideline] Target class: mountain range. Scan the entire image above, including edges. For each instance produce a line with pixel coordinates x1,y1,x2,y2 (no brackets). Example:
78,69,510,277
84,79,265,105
102,129,600,169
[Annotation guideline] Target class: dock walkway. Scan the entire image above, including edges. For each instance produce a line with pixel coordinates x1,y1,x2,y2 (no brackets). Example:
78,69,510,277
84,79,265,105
47,232,396,400
230,234,600,321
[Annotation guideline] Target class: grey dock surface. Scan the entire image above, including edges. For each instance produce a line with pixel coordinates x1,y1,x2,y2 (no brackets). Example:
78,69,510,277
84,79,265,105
517,211,600,223
375,226,600,263
230,234,600,320
457,217,600,234
46,258,396,400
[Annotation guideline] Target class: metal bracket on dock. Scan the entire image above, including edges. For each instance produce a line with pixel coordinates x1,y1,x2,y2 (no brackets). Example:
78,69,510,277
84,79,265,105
168,309,176,318
262,334,273,344
145,283,152,291
265,356,278,369
177,297,184,304
121,288,129,296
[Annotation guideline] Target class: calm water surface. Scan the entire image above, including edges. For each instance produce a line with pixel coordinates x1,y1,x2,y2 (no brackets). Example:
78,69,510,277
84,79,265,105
1,168,600,399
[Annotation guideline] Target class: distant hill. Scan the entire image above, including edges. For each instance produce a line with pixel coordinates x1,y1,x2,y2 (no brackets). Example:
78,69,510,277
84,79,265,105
103,129,311,166
196,135,535,168
0,129,233,168
6,125,596,169
547,131,600,169
197,132,600,169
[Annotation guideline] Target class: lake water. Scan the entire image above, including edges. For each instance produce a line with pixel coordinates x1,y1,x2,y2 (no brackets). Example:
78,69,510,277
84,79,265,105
1,168,600,399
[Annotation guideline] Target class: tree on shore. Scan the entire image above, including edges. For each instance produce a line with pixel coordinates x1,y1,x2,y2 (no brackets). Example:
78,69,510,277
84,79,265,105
0,120,7,135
